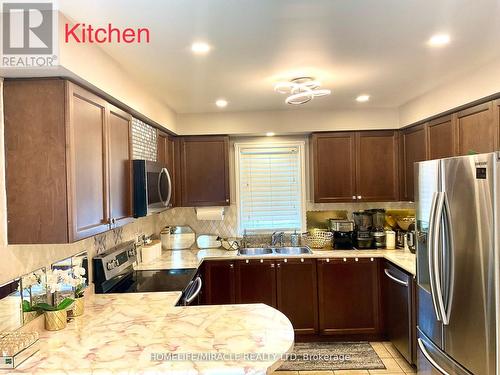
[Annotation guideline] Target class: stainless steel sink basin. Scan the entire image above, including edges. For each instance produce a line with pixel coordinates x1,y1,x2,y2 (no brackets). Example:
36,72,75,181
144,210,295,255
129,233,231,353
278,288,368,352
238,247,274,256
274,247,312,255
238,246,312,256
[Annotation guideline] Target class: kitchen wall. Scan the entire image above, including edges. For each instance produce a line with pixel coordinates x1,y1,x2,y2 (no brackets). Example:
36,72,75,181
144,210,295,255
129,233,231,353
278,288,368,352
177,107,399,135
399,54,500,126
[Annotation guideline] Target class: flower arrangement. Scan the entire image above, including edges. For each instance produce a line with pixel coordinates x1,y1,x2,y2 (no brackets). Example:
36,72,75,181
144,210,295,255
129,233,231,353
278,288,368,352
33,269,74,312
20,269,45,314
70,266,87,299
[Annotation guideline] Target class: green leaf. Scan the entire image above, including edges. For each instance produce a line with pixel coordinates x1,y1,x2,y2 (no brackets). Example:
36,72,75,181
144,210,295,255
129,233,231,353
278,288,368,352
22,300,32,312
56,298,74,311
33,302,57,311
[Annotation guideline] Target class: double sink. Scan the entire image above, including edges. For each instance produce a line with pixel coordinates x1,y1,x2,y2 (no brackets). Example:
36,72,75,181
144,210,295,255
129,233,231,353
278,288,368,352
238,246,312,256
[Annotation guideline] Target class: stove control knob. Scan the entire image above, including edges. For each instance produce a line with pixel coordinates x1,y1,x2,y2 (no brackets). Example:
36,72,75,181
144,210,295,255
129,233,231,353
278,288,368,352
112,259,119,267
128,249,136,257
106,261,114,270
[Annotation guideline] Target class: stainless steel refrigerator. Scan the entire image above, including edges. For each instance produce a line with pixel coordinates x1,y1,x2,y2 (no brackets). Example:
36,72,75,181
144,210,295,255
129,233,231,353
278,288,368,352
415,152,499,375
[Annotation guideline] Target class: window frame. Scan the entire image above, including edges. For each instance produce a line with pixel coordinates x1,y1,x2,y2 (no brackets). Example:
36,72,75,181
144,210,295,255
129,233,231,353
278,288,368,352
234,140,307,235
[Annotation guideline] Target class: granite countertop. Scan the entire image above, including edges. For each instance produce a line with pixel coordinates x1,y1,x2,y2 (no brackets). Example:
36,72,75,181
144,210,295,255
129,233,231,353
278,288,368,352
12,292,294,375
135,247,416,276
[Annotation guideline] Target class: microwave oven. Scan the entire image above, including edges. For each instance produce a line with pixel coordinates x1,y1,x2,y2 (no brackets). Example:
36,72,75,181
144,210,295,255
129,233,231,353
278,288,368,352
133,160,172,217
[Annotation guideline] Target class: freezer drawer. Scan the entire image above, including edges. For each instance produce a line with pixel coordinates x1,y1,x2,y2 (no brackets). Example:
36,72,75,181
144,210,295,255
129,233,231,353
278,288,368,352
417,329,471,375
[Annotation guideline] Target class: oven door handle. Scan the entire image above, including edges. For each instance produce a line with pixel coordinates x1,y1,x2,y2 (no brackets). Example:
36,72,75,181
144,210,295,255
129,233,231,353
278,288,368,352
184,277,202,305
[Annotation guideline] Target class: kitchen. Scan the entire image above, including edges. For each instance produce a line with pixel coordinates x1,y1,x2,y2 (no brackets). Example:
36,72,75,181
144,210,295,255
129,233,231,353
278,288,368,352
0,1,498,374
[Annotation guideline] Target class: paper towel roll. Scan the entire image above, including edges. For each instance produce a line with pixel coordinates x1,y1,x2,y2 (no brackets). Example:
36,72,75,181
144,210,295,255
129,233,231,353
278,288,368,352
196,207,225,221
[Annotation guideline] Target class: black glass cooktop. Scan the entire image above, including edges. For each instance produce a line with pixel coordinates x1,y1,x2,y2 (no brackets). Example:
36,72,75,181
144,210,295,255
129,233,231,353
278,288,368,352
108,268,197,293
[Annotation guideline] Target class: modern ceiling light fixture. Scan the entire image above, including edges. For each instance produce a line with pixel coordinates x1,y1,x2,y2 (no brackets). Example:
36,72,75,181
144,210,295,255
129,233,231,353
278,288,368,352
274,77,331,105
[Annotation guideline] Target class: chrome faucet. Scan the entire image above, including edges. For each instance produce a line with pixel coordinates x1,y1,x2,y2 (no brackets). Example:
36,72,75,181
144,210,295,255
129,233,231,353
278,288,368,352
271,231,285,247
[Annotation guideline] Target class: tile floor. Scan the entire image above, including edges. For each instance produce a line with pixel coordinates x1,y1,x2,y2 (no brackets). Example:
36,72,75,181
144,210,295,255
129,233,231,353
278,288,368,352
275,341,417,375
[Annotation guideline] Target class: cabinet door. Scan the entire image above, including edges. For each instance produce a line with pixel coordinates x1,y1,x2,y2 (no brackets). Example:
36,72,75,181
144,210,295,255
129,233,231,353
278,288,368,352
202,261,236,305
276,259,318,335
428,115,454,160
236,260,277,307
180,136,230,207
356,131,399,201
108,105,133,227
382,261,414,363
455,102,497,155
312,133,356,202
67,83,110,240
318,258,381,335
400,125,427,201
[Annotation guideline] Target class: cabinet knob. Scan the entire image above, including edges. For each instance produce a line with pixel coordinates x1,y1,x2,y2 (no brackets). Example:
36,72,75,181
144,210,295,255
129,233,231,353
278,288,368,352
352,195,356,200
283,258,287,263
277,263,280,268
357,195,362,200
270,263,275,268
300,258,304,263
230,264,234,268
370,257,374,262
355,257,359,262
326,258,330,263
225,199,229,202
245,259,249,264
343,258,347,262
260,259,263,263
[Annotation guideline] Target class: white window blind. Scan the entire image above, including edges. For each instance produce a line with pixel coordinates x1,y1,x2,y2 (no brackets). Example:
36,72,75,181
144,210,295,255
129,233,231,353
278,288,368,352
236,143,305,233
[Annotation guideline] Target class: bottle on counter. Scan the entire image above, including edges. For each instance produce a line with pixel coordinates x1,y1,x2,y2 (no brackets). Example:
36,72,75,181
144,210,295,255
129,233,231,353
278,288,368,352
385,230,396,250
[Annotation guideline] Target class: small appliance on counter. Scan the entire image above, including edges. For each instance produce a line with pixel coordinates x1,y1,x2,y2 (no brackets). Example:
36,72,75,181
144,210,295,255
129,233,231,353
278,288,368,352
160,226,196,250
329,219,355,249
353,211,374,249
370,209,386,249
395,216,415,249
405,222,416,253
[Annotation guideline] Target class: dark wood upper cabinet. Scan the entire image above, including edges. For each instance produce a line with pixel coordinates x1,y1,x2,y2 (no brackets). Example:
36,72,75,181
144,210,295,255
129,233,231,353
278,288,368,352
400,125,427,202
356,131,399,201
201,260,236,305
455,102,497,155
236,259,277,307
312,132,356,203
276,258,318,335
317,258,381,336
312,131,398,202
4,79,134,243
108,105,133,228
68,84,111,240
427,115,454,160
180,136,230,207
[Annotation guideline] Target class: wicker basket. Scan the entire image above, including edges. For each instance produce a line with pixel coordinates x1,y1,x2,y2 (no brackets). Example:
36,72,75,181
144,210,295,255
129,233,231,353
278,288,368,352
301,230,333,249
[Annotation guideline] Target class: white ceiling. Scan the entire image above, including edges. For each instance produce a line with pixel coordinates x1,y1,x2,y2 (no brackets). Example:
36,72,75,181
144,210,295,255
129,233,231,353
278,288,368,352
59,0,500,114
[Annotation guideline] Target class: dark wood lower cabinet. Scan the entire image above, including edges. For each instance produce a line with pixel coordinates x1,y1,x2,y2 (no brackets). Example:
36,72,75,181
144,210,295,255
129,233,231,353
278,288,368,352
200,258,416,346
317,258,381,336
276,259,318,335
382,261,416,364
201,260,236,305
236,260,277,307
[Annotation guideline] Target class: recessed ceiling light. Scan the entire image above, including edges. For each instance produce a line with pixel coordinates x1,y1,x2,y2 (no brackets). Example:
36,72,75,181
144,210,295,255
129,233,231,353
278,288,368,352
356,94,370,103
215,99,228,108
191,42,211,54
266,132,275,137
427,34,450,47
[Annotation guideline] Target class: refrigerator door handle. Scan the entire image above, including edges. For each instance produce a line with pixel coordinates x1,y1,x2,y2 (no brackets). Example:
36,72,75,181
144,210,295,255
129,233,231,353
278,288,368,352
428,192,442,321
418,338,450,375
442,192,455,324
433,192,449,325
